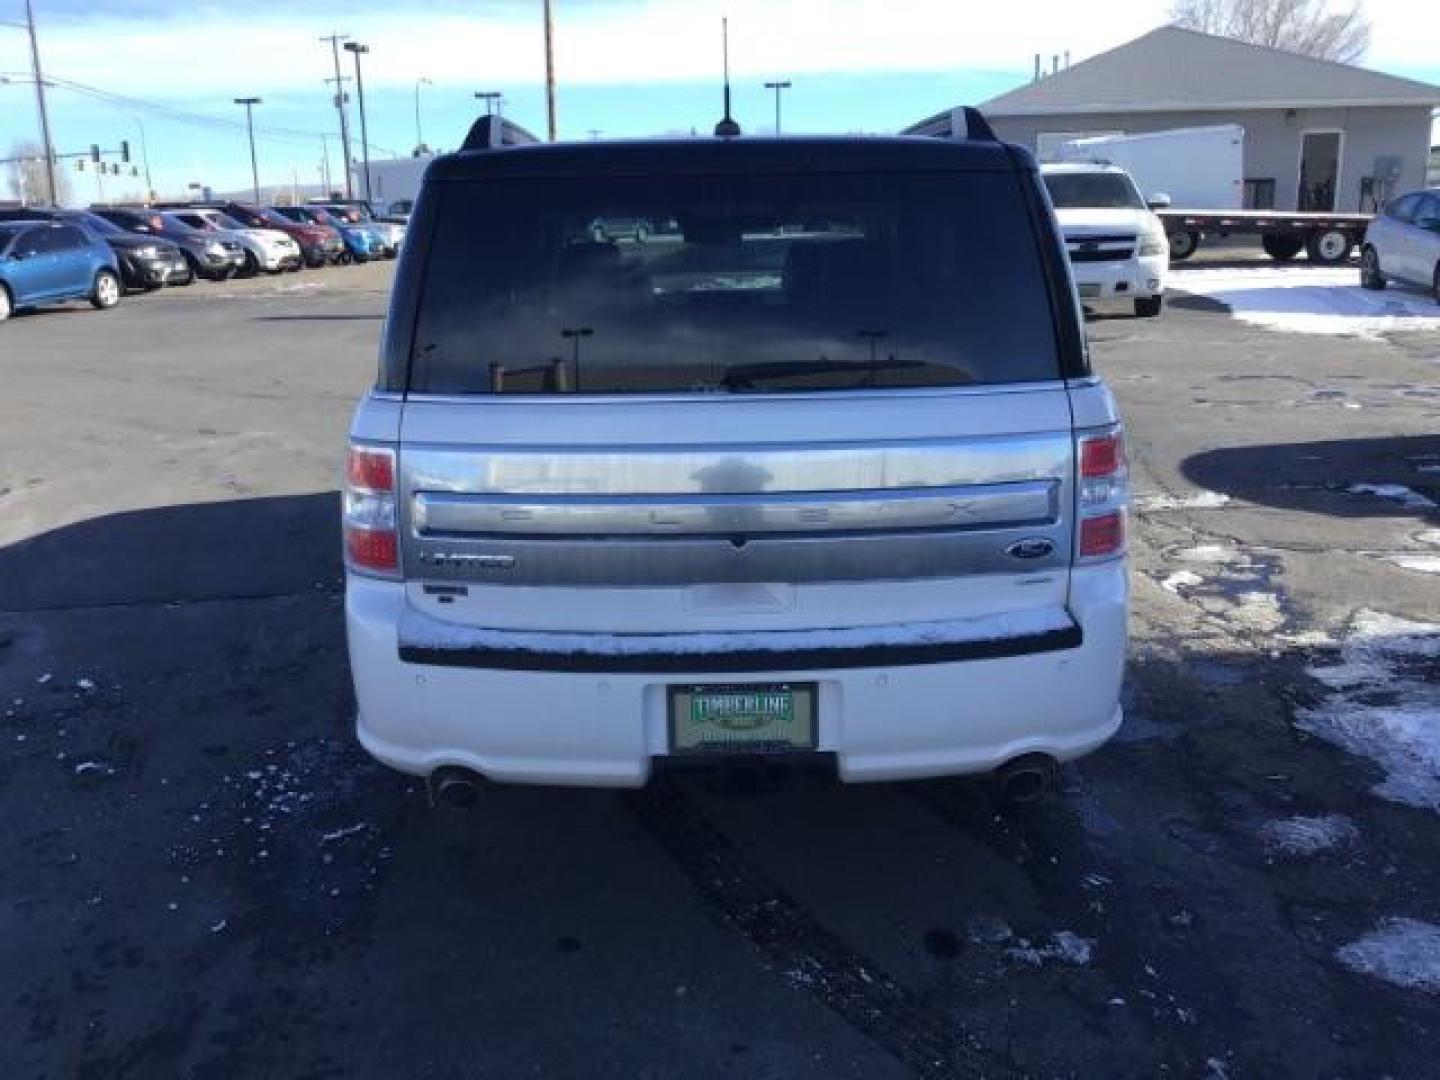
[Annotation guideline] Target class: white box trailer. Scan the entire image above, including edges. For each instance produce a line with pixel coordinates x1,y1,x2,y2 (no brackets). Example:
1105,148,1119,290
1055,125,1371,264
355,155,434,215
1054,125,1244,210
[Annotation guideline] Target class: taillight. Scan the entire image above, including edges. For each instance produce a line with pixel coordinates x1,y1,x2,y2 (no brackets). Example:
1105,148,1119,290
344,444,399,576
1075,425,1128,562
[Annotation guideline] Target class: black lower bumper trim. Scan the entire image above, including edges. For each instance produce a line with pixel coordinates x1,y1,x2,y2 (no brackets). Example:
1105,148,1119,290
398,624,1082,674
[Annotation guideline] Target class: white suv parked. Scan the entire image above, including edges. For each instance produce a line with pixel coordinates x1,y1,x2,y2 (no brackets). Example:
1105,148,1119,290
344,116,1129,799
1041,163,1169,318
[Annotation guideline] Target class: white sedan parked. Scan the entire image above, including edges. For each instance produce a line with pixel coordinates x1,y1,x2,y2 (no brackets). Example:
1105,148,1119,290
1361,189,1440,302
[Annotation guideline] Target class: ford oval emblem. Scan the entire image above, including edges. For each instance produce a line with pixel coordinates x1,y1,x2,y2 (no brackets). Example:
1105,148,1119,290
1006,537,1055,560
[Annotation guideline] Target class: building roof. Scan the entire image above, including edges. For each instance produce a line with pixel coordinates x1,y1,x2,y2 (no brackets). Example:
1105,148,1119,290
980,26,1440,117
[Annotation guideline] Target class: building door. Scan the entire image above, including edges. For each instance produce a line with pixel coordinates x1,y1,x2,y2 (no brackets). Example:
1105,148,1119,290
1298,131,1342,211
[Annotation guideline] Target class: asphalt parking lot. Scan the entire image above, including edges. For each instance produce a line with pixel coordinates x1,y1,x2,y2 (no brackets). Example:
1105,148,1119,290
2,260,1438,1079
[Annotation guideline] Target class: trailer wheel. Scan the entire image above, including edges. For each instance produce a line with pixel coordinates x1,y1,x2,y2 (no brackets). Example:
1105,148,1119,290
1261,234,1305,262
1306,229,1352,265
1359,246,1387,290
1167,229,1199,261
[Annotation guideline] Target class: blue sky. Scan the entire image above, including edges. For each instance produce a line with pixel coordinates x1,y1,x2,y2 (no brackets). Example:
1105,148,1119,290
2,0,1437,201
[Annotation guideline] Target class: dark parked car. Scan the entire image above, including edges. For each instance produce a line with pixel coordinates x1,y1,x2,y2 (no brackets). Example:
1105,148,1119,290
154,200,340,269
0,219,122,322
93,207,246,281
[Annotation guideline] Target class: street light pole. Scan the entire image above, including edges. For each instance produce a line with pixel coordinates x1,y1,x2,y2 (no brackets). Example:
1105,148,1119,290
344,41,372,207
320,33,354,200
543,0,557,141
22,0,58,204
234,97,262,204
764,80,792,137
414,77,432,153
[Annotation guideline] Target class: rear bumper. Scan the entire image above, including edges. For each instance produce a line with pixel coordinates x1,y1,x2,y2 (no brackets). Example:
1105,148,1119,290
1072,254,1167,301
347,563,1128,787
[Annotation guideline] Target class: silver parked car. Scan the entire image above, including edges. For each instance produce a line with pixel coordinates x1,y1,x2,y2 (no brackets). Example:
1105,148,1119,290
1361,189,1440,302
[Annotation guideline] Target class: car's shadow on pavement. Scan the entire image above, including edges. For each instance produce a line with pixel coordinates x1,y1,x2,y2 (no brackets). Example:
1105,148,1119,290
1181,435,1440,519
0,491,341,611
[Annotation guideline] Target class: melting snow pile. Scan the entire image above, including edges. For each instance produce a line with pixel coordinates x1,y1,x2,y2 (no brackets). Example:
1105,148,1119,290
1258,814,1357,856
1172,266,1440,338
1337,918,1440,993
1298,610,1440,812
1134,490,1231,512
1005,930,1094,968
1348,483,1438,511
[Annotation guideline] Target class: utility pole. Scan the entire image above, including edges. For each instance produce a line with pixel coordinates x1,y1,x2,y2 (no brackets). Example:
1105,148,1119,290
320,135,332,196
414,77,432,153
320,33,355,200
23,0,58,204
234,97,262,204
543,0,557,141
764,80,791,136
344,41,372,207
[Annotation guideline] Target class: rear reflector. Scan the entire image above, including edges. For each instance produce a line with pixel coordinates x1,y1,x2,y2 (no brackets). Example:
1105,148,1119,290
346,526,398,571
1079,511,1126,558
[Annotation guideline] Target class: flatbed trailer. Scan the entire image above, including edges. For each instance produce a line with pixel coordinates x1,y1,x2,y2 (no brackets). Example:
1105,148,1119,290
1158,208,1372,265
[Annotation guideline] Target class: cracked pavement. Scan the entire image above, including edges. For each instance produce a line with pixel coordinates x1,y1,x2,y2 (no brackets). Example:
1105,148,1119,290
2,262,1438,1078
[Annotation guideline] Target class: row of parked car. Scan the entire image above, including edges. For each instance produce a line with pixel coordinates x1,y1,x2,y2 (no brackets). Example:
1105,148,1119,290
0,199,408,323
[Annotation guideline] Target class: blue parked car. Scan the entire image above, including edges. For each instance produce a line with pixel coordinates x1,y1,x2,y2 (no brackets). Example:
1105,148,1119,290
0,219,122,322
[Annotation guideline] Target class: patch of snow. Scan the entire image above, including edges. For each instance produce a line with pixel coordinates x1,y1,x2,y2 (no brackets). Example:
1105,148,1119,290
36,672,52,685
1161,570,1204,594
1228,591,1285,634
1135,490,1230,512
210,919,228,933
399,605,1074,658
1172,543,1246,565
1006,930,1094,968
72,761,104,775
1348,483,1437,511
321,823,369,844
1298,610,1440,812
1415,529,1440,547
1337,918,1440,993
1259,814,1357,856
75,677,96,692
1378,554,1440,575
1172,266,1440,339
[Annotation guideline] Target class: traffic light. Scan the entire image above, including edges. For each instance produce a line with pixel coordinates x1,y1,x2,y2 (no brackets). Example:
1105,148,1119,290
120,140,131,164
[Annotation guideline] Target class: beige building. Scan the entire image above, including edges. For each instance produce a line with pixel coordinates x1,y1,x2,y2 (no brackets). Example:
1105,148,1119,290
912,28,1440,213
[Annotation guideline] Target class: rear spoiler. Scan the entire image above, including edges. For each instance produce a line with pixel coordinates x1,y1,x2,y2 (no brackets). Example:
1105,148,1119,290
899,106,997,142
461,115,543,151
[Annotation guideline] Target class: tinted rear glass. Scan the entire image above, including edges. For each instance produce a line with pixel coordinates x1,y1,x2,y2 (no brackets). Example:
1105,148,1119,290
1042,172,1145,210
409,170,1059,394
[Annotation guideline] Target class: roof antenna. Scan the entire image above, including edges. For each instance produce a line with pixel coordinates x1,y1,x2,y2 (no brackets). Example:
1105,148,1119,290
714,16,741,139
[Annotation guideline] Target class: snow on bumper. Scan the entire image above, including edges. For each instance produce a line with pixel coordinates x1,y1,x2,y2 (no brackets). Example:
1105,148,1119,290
1072,254,1167,301
346,564,1128,787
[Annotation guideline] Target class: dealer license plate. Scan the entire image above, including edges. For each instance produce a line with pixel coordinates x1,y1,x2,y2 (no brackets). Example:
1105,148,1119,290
668,683,817,754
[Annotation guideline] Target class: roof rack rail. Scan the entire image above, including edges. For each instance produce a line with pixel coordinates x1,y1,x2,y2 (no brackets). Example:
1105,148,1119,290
461,114,543,151
899,105,998,142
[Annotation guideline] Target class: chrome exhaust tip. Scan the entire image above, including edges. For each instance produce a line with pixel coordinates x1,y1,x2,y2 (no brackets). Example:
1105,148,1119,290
430,766,485,809
996,753,1057,805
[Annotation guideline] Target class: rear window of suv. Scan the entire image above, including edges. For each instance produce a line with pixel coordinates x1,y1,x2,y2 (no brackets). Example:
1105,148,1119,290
408,170,1061,394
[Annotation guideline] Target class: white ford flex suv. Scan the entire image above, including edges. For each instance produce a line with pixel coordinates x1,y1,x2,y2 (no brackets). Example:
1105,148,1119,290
344,112,1128,796
1041,163,1169,318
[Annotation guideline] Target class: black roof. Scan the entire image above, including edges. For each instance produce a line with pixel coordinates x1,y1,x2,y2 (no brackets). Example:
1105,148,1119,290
428,135,1028,182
